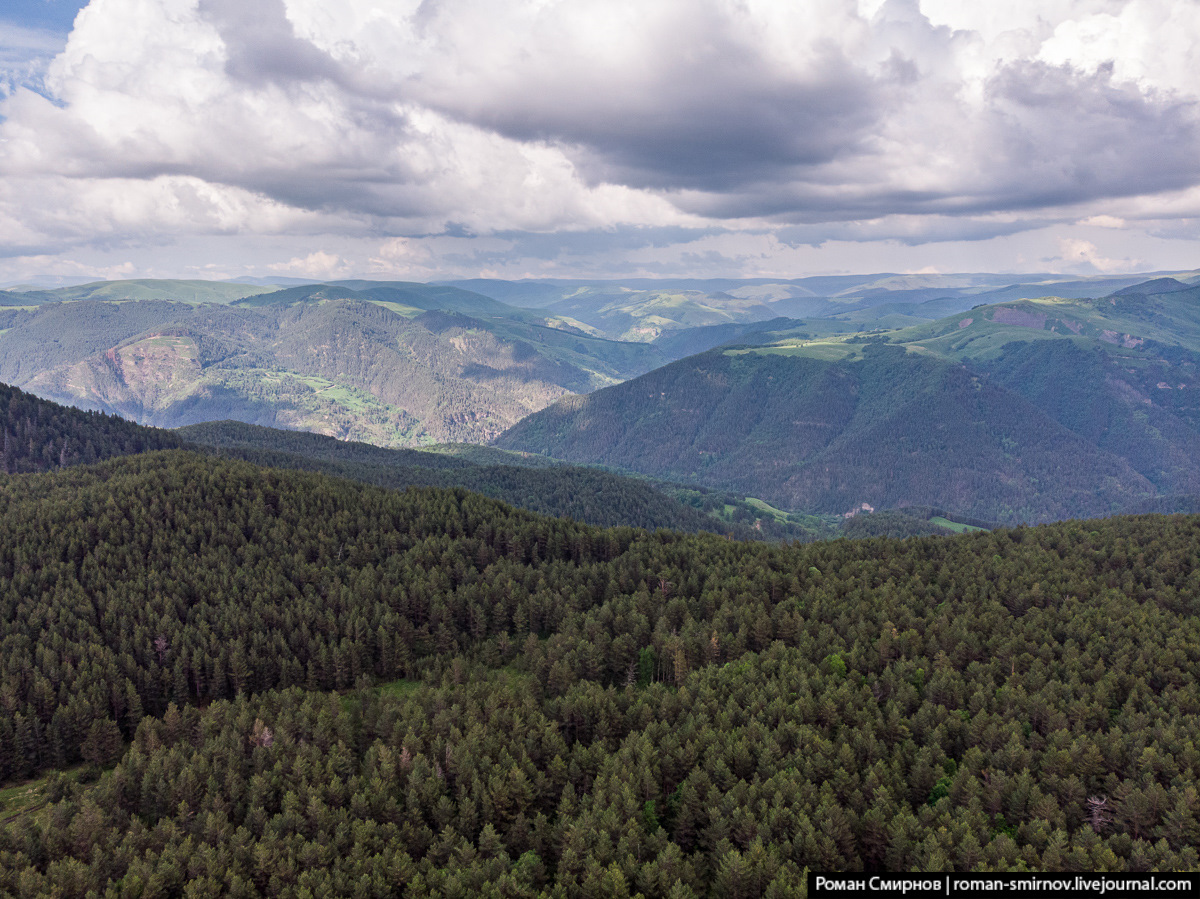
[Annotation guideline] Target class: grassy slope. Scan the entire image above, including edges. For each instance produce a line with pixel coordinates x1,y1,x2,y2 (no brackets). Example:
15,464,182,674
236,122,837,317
538,286,779,342
887,287,1200,495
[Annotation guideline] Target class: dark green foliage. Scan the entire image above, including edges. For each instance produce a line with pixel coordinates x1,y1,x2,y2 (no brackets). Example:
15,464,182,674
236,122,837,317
842,510,955,539
179,419,474,470
78,718,123,767
0,385,811,539
0,381,182,474
178,419,805,537
2,451,1200,887
638,648,657,688
975,338,1200,496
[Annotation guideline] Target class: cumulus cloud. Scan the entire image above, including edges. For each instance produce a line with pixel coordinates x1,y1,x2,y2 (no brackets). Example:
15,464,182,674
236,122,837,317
1055,237,1140,273
268,250,349,278
0,0,1197,276
1079,214,1126,228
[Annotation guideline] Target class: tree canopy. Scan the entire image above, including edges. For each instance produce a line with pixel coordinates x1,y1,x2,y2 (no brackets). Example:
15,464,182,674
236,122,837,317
2,451,1199,891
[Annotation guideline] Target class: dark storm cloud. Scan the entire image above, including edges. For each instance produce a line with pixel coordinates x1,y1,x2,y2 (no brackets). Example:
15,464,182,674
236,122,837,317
377,0,1200,233
976,61,1200,209
454,59,880,194
197,0,345,88
411,6,884,194
569,80,880,193
658,58,1200,225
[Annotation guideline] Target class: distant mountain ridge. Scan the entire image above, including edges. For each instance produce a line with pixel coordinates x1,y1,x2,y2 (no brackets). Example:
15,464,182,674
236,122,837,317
1,279,273,305
6,272,1200,525
0,282,665,445
497,343,1154,523
440,270,1200,341
497,278,1200,524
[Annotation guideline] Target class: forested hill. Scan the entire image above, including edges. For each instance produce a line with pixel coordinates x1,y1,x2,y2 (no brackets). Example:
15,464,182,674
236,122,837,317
2,451,1199,889
495,343,1155,524
177,419,806,537
0,381,817,537
0,381,182,474
497,282,1200,525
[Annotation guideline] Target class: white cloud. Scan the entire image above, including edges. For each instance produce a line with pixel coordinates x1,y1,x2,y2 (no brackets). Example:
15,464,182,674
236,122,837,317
0,22,66,97
1078,215,1125,228
1055,237,1140,273
268,250,348,278
0,0,1196,277
0,252,135,282
1037,1,1200,95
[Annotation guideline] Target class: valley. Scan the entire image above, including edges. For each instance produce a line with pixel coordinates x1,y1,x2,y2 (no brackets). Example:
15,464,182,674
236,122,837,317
6,271,1200,527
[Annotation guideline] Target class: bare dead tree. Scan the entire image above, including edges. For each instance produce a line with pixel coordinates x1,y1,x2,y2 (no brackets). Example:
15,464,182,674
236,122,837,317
250,718,274,748
1086,796,1111,832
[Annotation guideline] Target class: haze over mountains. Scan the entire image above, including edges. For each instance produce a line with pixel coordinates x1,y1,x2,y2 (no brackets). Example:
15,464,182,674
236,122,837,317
4,269,1200,526
440,272,1199,340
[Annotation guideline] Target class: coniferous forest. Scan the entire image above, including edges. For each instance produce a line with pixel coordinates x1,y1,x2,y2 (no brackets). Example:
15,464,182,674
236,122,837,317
0,382,183,474
4,0,1200,885
1,438,1199,893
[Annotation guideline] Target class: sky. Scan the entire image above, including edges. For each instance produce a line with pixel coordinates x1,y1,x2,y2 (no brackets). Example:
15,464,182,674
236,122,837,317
0,0,1197,284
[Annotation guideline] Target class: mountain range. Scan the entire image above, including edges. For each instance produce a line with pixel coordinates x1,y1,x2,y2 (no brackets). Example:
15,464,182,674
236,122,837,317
497,280,1200,524
0,281,664,446
4,279,1200,883
0,379,827,538
6,271,1200,525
